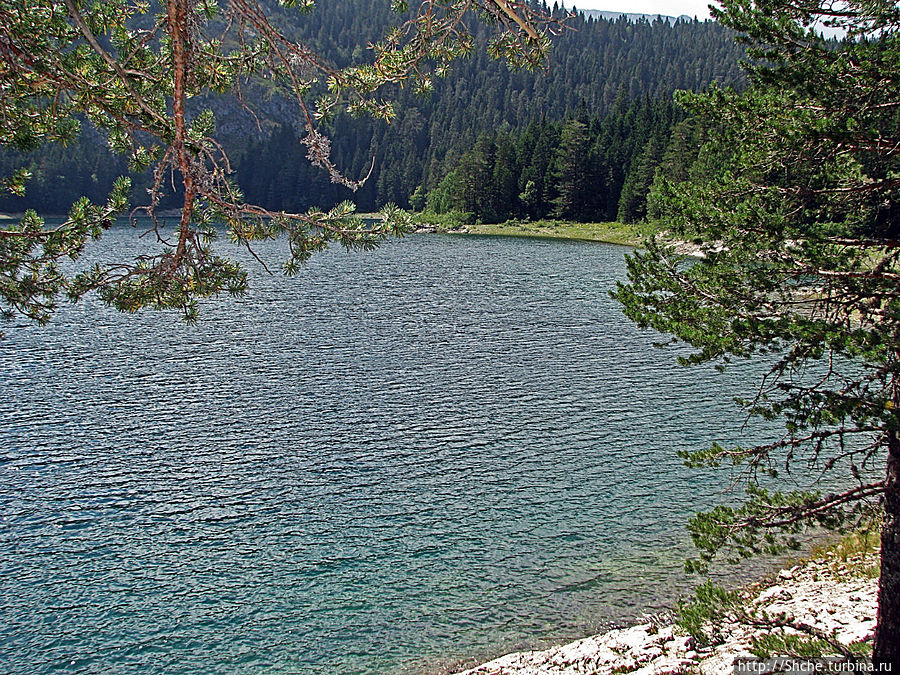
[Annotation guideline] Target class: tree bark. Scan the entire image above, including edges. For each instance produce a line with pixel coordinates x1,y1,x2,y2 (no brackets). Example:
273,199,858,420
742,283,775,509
166,0,195,260
874,420,900,664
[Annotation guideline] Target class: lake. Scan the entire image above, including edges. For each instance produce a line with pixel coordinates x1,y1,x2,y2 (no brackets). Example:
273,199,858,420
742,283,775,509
1,227,770,674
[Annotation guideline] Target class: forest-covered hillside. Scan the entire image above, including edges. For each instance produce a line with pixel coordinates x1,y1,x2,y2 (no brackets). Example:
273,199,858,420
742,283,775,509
418,97,698,225
0,0,745,215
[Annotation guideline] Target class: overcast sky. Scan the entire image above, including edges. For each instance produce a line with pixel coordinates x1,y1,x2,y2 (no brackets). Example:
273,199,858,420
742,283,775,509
567,0,716,19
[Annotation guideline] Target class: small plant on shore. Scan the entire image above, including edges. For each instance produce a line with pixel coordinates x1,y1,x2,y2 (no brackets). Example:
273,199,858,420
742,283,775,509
678,572,876,660
751,633,872,659
810,529,881,579
676,581,741,647
812,528,880,560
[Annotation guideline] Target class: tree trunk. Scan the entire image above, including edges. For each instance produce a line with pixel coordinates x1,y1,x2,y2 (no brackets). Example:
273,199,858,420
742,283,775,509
874,425,900,664
166,0,195,259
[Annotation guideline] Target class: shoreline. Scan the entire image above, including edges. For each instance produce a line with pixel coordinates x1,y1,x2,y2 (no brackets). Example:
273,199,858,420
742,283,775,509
414,219,652,248
2,211,680,252
448,543,878,674
414,219,708,257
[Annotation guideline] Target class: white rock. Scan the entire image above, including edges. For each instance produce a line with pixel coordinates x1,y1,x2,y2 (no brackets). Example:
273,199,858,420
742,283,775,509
451,551,879,675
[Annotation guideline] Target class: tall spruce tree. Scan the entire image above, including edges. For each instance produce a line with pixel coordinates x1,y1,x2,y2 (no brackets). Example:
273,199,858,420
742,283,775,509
0,0,561,332
615,0,900,661
549,117,593,220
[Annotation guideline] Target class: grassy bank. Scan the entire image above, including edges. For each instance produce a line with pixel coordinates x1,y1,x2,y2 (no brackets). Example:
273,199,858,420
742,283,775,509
458,220,654,246
414,213,657,247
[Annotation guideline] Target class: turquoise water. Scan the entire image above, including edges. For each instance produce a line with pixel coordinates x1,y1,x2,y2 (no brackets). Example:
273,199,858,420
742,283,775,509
1,229,770,674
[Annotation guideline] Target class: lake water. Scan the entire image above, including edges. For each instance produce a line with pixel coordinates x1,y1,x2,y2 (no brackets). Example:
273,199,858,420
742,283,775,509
1,227,771,674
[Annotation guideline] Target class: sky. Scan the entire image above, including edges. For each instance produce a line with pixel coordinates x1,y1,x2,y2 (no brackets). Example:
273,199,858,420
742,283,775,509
566,0,715,19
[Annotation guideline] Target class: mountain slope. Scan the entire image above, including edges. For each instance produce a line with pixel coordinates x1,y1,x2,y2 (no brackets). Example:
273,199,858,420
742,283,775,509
0,0,745,214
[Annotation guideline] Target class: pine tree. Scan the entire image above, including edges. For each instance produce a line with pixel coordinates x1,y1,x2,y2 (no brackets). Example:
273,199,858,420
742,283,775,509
549,118,592,220
517,117,559,220
490,132,520,222
615,0,900,660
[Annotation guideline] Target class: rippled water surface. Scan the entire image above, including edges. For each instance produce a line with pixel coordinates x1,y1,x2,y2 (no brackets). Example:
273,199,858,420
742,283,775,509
2,228,768,674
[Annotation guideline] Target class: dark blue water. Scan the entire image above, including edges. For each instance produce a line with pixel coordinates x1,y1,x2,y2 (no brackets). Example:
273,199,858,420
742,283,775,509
1,228,769,674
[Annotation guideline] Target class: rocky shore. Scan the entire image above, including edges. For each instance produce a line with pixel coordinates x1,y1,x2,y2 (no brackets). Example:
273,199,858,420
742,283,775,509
453,550,878,675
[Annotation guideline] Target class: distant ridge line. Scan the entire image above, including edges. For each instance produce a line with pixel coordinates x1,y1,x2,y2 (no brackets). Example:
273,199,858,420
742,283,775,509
575,8,700,23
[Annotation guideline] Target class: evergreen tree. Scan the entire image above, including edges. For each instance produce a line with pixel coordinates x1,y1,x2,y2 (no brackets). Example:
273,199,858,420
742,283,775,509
516,116,559,219
491,132,520,221
549,118,592,220
617,119,669,223
452,133,497,221
615,0,900,659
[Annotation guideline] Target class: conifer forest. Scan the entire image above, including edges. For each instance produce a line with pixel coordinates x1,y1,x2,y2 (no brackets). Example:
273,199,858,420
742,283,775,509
0,0,745,221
